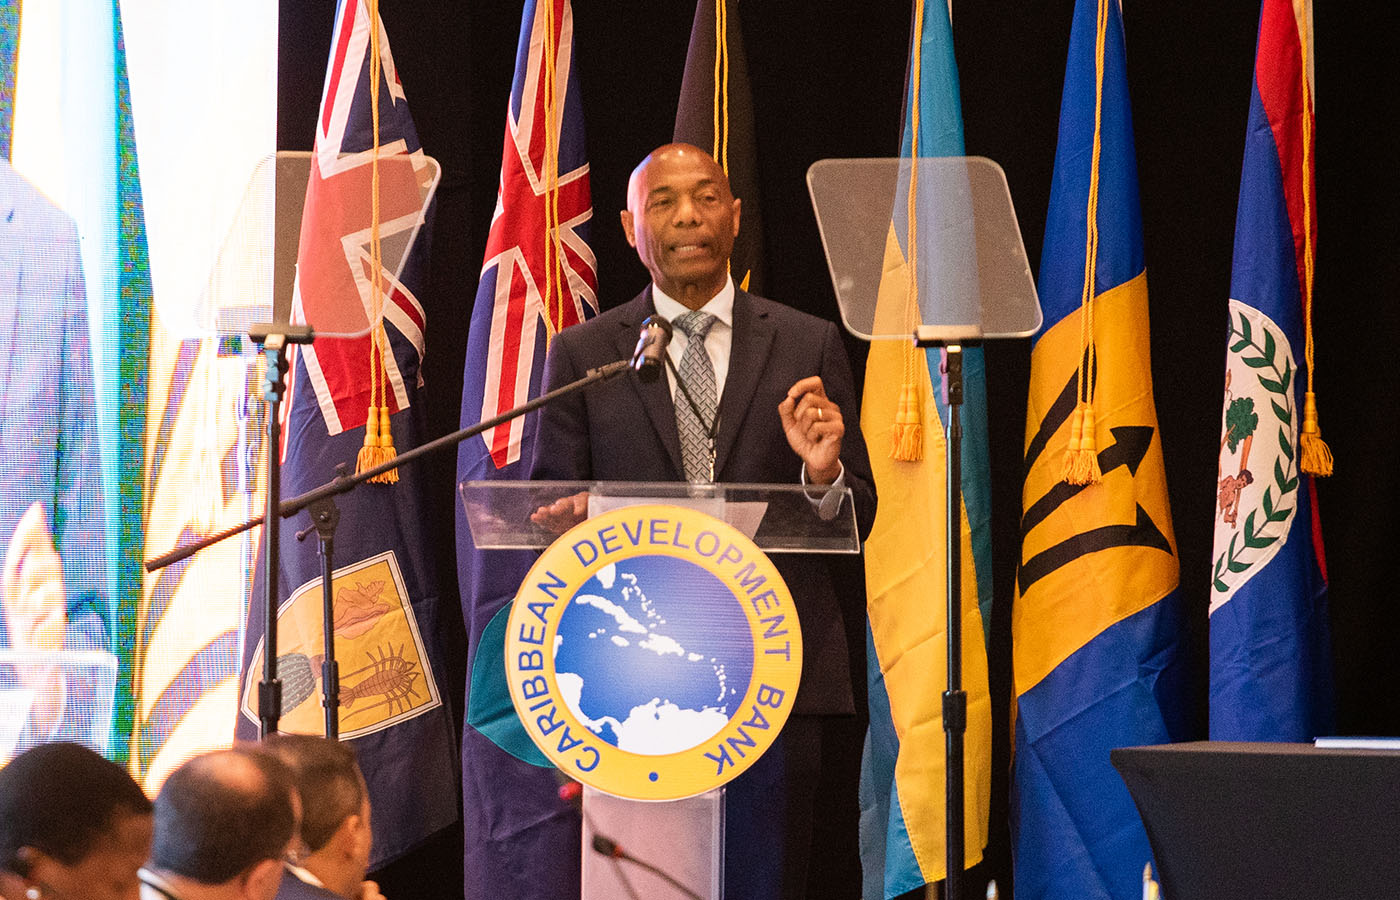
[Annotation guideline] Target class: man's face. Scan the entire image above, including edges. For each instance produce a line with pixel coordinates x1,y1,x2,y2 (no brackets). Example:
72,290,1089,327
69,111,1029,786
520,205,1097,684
621,145,741,306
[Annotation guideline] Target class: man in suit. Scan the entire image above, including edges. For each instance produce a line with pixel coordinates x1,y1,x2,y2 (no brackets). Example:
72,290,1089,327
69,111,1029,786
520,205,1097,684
139,747,299,900
0,160,107,753
531,143,875,899
261,735,384,900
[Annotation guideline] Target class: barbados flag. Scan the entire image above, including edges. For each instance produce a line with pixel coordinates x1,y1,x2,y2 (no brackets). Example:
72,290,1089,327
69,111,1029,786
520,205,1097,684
1209,0,1332,742
858,1,993,896
1012,0,1190,897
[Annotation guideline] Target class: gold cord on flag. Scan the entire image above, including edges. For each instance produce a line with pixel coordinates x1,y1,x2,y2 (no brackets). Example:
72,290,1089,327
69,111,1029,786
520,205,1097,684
1060,0,1111,486
356,0,398,483
1296,2,1332,476
539,0,569,345
711,0,748,290
890,0,926,462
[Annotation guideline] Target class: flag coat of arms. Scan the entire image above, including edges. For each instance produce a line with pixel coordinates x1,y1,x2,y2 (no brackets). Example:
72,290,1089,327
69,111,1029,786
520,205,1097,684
858,1,994,897
236,0,457,868
1011,0,1191,897
455,1,597,896
1209,0,1332,742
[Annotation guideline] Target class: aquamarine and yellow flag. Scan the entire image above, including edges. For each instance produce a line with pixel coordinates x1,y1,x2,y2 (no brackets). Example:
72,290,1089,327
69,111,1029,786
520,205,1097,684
1011,0,1191,897
859,1,993,896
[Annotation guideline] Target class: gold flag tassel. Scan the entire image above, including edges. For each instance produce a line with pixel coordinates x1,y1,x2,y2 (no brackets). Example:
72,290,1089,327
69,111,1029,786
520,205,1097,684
889,0,927,463
1296,6,1331,477
1060,0,1112,486
356,0,398,484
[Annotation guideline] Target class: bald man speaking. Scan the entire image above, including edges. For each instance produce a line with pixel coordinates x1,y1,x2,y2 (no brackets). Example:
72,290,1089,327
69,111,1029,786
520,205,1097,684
531,143,876,898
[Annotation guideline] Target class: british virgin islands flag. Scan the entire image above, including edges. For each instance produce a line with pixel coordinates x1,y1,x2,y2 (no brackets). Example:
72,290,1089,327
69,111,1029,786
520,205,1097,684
859,1,993,897
456,1,596,896
1209,0,1332,742
1012,0,1190,897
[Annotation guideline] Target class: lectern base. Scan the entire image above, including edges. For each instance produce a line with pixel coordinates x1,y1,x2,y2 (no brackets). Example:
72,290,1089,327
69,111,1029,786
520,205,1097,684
582,786,723,900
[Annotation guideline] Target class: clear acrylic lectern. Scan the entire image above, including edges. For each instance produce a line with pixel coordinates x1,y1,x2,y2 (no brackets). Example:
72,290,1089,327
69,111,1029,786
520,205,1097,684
460,480,862,900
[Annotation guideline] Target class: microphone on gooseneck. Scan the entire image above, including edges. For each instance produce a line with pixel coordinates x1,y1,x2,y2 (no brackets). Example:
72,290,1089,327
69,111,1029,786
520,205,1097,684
631,314,673,382
552,768,703,900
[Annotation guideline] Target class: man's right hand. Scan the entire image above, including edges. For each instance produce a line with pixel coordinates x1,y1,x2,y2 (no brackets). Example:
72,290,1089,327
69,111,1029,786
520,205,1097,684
358,880,387,900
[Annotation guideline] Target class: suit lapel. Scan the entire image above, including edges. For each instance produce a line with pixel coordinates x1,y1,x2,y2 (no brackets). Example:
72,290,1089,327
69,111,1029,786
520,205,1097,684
612,288,685,478
714,289,774,477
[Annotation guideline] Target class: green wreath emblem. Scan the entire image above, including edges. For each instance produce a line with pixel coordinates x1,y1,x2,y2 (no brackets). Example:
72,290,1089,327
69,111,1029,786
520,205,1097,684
1212,309,1299,593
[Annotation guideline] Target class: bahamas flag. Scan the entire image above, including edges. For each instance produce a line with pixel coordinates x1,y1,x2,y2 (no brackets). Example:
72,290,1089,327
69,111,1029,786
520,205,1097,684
1012,0,1190,898
1209,0,1332,741
858,1,993,896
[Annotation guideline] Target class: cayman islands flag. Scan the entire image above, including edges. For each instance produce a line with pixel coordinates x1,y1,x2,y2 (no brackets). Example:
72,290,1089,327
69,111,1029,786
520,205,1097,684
235,0,457,867
1012,0,1190,897
1209,0,1332,741
455,0,597,896
858,2,994,898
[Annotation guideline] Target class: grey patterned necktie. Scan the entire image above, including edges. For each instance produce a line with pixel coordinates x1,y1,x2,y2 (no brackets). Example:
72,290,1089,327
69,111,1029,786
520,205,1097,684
672,310,718,483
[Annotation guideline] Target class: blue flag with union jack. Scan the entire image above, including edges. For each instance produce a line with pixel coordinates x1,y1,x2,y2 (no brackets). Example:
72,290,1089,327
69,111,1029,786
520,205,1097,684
455,0,597,895
236,0,457,868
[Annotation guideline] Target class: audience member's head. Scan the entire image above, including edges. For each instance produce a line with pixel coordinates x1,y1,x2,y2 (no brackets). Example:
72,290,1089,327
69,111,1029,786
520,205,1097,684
147,746,298,900
261,735,373,899
0,742,153,900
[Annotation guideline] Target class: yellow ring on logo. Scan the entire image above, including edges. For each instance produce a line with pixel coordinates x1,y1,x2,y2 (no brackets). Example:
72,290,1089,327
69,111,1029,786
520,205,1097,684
504,504,802,801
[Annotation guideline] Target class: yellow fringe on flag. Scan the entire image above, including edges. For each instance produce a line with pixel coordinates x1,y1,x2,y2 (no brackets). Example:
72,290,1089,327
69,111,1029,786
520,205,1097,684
1299,391,1332,476
1296,9,1331,477
890,379,923,461
888,0,927,462
354,0,398,486
1060,402,1101,486
1059,0,1110,486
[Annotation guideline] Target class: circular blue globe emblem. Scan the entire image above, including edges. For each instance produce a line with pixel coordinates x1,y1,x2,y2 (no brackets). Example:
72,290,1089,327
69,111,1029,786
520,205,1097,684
506,504,802,801
555,556,755,755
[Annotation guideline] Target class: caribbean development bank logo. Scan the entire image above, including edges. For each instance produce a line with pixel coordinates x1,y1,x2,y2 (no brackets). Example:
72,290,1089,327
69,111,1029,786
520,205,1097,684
505,505,802,801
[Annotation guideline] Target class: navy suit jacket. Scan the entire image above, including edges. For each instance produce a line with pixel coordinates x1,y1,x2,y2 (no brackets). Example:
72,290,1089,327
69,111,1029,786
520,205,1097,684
531,287,875,715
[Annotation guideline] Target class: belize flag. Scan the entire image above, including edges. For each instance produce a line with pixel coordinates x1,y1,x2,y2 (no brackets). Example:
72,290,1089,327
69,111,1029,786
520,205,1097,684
1209,0,1332,742
1011,0,1191,897
455,0,597,896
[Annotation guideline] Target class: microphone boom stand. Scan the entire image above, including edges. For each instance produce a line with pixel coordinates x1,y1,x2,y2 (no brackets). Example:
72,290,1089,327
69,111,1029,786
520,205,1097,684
147,346,635,738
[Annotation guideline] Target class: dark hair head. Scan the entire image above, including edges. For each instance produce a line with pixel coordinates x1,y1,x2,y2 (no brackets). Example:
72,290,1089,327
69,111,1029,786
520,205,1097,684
0,742,152,875
261,734,366,853
149,746,297,884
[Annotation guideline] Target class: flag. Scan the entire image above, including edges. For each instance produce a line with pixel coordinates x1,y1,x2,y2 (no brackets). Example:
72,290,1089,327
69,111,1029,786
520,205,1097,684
858,1,994,897
234,0,457,868
1209,0,1332,741
672,0,763,293
1011,0,1190,897
455,0,596,895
